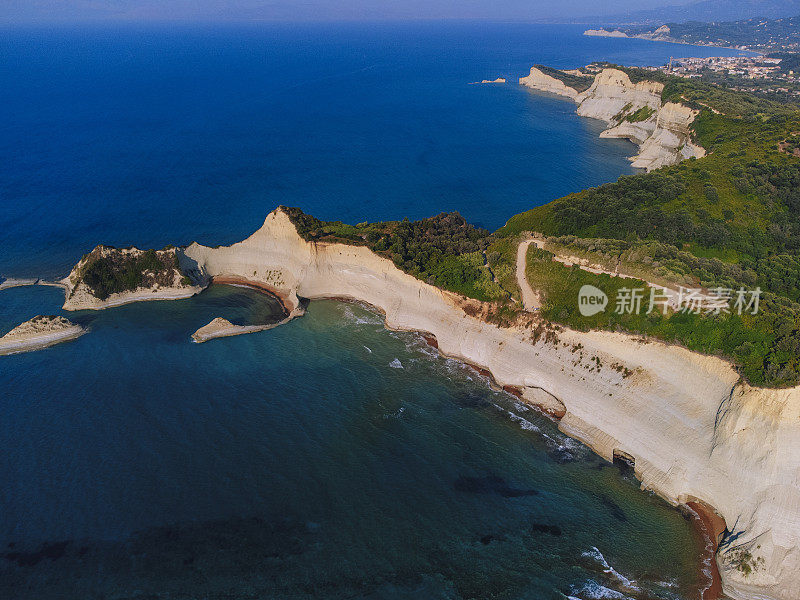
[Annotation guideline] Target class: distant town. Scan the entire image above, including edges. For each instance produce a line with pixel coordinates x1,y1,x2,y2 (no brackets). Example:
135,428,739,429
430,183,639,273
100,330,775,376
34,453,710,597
647,55,800,98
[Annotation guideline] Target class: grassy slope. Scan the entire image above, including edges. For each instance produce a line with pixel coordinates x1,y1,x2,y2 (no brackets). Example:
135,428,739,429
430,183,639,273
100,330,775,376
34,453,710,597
499,71,800,387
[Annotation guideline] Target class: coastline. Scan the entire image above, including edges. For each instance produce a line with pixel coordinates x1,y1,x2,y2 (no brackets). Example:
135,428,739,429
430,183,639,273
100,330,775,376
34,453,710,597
0,278,68,292
191,315,295,343
519,67,705,171
61,283,204,311
583,29,762,56
178,207,800,600
14,206,799,598
208,275,299,315
156,265,733,595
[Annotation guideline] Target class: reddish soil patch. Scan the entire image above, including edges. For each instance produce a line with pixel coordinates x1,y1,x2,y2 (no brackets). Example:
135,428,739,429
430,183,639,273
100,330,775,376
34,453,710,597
466,363,492,378
211,276,291,315
421,333,438,349
686,500,727,600
502,385,523,398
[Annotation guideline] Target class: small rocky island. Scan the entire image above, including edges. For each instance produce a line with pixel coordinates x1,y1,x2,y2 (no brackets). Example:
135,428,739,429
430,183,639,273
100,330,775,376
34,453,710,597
62,245,204,310
0,315,85,355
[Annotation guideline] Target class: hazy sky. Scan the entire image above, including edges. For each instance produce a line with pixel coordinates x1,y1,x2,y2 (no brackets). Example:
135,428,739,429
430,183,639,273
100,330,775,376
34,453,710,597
3,0,695,23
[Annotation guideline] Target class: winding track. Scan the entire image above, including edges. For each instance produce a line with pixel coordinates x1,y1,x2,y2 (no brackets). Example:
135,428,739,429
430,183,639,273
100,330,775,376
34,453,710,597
518,237,719,312
515,238,540,311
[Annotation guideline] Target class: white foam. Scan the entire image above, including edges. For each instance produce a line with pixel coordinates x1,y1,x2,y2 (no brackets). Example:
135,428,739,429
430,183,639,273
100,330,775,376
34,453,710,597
582,547,639,591
569,581,632,600
384,406,406,419
340,304,382,326
496,405,540,432
389,358,403,369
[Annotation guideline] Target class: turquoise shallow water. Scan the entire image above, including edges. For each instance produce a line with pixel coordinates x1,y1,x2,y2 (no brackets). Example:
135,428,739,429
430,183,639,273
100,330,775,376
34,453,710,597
0,22,748,599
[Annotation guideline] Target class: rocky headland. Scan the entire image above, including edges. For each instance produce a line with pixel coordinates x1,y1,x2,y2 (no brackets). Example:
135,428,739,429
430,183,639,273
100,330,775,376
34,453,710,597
469,77,506,84
171,206,798,600
519,66,705,171
584,26,676,43
0,315,84,355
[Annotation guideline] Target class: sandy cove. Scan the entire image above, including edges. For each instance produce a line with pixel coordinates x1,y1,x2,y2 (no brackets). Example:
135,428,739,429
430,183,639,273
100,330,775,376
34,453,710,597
177,207,800,600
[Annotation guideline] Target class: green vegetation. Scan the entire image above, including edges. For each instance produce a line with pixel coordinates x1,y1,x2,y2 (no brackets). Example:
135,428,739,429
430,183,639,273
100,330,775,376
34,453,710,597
728,547,765,577
611,103,656,123
531,64,594,93
625,105,656,122
499,67,800,386
612,102,634,122
281,207,509,302
602,63,799,117
625,16,800,53
80,249,182,300
283,66,800,386
526,244,800,387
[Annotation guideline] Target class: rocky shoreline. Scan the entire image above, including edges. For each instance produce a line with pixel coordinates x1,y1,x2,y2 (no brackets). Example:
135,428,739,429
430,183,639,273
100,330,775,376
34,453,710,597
686,500,728,600
519,66,705,171
5,206,798,599
176,207,799,600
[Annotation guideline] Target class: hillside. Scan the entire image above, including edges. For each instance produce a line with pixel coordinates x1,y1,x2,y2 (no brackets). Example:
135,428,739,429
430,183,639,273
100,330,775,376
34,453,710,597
500,67,800,387
582,0,800,27
278,67,800,387
624,14,800,52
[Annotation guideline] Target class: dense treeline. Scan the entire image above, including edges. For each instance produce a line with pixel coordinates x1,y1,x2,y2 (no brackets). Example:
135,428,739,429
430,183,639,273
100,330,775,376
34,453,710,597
500,68,800,386
81,249,181,300
282,207,507,301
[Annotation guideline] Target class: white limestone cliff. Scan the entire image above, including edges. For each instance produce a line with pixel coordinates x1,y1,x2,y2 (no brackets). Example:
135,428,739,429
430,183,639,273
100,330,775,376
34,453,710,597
180,207,800,600
584,26,675,43
519,67,705,171
191,313,299,343
519,67,579,99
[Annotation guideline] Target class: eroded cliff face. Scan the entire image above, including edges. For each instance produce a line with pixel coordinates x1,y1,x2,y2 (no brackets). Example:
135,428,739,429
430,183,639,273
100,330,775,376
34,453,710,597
183,207,800,600
519,67,705,171
518,67,579,99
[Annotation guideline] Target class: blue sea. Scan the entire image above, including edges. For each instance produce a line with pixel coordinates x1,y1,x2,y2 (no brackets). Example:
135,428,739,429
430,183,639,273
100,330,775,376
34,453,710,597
0,23,747,599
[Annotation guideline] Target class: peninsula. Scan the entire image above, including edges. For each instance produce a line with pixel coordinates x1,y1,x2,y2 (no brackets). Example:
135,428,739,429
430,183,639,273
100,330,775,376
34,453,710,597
54,202,800,600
